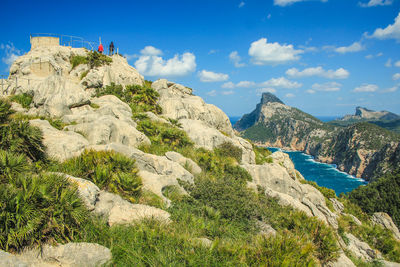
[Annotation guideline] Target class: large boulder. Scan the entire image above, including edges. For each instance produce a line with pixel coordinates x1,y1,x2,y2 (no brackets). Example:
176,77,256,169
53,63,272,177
371,212,400,241
326,252,356,267
87,143,194,200
0,250,29,267
165,151,202,175
243,156,338,228
94,191,170,226
30,119,89,161
152,79,234,136
28,75,90,117
179,119,255,164
346,233,381,261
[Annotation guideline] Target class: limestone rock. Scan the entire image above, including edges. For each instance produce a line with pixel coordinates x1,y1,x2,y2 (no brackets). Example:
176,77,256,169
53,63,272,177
326,252,356,267
331,198,345,214
81,54,144,89
165,151,202,175
152,79,234,136
243,161,338,228
19,242,112,267
382,261,400,267
269,151,296,179
144,111,170,124
29,75,90,117
371,212,400,241
0,250,29,267
65,115,150,148
30,119,89,161
94,191,170,226
53,173,100,211
343,213,362,226
87,143,194,200
180,119,255,164
256,221,277,237
346,233,381,261
192,237,213,247
11,102,27,113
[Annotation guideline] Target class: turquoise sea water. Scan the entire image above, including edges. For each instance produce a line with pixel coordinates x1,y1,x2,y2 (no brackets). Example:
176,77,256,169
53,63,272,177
228,116,367,195
268,147,367,195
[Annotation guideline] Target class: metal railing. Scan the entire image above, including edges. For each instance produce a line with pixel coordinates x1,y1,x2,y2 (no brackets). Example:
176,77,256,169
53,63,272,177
30,33,97,50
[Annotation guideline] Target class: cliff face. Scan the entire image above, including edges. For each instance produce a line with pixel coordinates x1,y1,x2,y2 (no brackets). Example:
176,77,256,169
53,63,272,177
235,94,400,181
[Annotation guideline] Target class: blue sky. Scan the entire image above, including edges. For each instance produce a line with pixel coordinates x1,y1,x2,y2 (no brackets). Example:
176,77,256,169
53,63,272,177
1,0,400,117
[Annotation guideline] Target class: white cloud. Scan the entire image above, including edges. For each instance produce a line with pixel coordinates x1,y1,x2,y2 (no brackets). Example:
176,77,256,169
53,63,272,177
261,77,302,88
385,59,392,67
229,51,245,67
208,49,218,55
140,46,162,56
248,38,303,65
274,0,327,6
134,46,196,77
285,93,295,98
382,85,398,93
369,12,400,41
365,52,383,59
298,45,318,52
286,66,349,79
239,1,245,8
359,0,393,7
311,82,342,92
393,73,400,80
306,89,316,94
198,70,229,82
221,82,235,89
353,84,379,92
395,61,400,67
257,88,277,94
237,81,256,87
222,90,234,95
207,90,217,96
0,43,23,70
334,42,365,54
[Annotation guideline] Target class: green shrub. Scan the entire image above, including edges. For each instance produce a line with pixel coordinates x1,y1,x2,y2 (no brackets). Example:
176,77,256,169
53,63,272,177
80,70,89,80
0,150,29,181
137,119,193,150
253,145,273,164
0,99,46,162
86,51,112,69
0,173,88,251
215,142,242,163
70,55,88,69
52,150,142,203
96,83,162,114
9,93,33,109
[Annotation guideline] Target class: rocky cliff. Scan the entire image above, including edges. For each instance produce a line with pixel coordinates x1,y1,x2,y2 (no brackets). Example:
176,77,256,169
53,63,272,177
235,93,400,181
2,45,400,266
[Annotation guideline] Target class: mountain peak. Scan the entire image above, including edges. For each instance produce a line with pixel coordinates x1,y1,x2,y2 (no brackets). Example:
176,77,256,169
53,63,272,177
261,93,284,105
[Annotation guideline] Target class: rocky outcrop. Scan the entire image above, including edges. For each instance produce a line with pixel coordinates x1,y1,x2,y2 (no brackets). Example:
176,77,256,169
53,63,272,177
94,191,171,226
87,143,194,201
152,79,234,136
346,233,381,261
165,151,202,175
180,119,255,164
326,252,356,267
340,107,399,122
1,243,112,267
243,153,338,228
371,212,400,241
30,119,89,161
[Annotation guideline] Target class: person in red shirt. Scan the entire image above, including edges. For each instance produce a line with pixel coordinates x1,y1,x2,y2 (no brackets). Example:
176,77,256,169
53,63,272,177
98,43,104,54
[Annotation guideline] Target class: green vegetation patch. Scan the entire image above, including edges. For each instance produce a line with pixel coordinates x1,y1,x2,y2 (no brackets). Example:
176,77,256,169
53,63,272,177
253,145,273,164
51,150,142,203
348,169,400,227
9,93,33,109
70,51,112,70
96,83,162,114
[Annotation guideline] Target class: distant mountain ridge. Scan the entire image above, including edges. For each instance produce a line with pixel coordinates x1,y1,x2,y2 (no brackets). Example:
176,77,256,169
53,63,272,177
339,106,400,122
234,93,400,181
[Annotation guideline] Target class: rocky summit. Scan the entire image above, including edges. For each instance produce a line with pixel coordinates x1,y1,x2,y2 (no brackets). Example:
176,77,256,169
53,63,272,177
236,93,400,181
1,42,400,266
